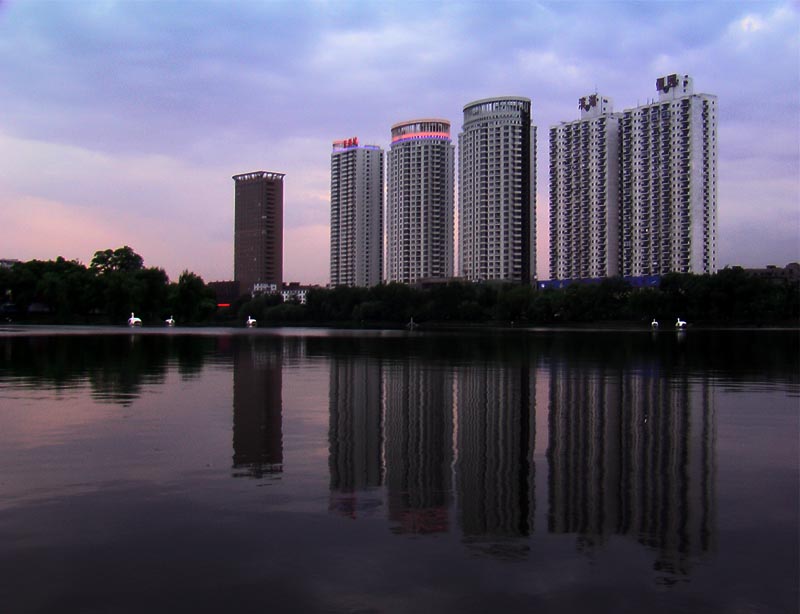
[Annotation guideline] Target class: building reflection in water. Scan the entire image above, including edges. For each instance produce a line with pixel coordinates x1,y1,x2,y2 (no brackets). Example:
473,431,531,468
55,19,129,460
324,341,717,576
232,338,283,478
383,361,453,534
327,355,537,545
547,364,716,579
455,365,535,554
328,357,384,518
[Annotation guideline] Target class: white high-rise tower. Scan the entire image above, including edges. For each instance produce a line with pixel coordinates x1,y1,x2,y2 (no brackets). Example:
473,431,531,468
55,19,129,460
620,74,717,276
386,119,454,284
459,97,536,283
549,94,621,280
330,137,384,287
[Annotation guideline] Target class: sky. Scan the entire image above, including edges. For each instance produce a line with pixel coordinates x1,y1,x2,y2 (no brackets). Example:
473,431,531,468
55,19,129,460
0,0,798,285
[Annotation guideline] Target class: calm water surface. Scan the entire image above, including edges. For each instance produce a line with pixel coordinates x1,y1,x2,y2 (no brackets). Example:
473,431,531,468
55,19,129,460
0,326,797,613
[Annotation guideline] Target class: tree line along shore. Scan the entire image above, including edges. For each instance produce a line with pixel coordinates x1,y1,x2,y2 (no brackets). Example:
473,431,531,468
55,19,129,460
1,247,797,327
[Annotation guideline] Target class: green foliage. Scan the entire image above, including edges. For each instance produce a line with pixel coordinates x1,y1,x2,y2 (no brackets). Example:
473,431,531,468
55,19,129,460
168,270,216,324
237,292,284,323
0,249,218,324
90,246,144,274
1,253,796,327
97,267,169,323
266,274,799,327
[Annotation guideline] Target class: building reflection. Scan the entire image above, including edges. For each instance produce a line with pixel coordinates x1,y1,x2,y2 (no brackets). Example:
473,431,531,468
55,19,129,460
232,337,283,478
323,340,716,574
383,361,453,534
328,356,384,518
455,365,535,555
326,355,538,546
547,364,716,578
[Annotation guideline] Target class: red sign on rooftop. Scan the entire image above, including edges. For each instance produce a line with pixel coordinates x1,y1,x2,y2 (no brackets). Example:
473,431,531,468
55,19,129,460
333,137,359,149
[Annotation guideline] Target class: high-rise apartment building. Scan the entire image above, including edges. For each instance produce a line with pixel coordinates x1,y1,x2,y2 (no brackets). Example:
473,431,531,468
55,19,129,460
620,74,717,276
549,94,621,280
386,119,454,284
459,97,536,283
233,171,284,294
548,75,717,281
330,137,384,287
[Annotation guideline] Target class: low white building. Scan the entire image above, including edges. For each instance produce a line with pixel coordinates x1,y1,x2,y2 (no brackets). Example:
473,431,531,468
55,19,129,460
281,283,315,305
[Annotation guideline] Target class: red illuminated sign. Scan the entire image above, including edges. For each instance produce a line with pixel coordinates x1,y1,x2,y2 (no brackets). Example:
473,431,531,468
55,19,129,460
333,137,359,149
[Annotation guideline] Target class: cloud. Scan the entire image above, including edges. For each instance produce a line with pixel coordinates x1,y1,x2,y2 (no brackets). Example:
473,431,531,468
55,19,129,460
0,132,234,280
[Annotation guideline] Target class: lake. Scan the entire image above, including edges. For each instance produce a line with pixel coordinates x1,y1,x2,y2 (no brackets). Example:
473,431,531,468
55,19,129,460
0,326,797,613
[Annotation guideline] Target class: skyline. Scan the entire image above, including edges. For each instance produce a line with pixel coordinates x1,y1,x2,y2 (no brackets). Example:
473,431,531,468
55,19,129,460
1,1,798,285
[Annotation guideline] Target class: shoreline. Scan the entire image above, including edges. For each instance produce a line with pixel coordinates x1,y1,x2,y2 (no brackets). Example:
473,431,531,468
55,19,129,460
1,321,798,334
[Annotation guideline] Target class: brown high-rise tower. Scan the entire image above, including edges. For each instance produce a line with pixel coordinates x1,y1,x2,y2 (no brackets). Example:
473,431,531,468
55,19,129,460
233,171,284,294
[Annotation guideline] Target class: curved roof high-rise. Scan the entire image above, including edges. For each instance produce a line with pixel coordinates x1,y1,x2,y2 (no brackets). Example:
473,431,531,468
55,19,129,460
459,97,536,284
386,119,454,284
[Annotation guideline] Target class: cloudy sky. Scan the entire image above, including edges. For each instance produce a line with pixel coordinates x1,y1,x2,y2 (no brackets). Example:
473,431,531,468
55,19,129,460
0,0,797,284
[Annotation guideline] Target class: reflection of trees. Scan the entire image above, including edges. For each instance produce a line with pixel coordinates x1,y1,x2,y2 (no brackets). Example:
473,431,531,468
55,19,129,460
547,364,716,580
0,334,214,406
231,337,283,478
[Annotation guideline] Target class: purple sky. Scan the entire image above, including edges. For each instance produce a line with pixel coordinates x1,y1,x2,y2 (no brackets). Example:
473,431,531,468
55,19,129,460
0,0,797,284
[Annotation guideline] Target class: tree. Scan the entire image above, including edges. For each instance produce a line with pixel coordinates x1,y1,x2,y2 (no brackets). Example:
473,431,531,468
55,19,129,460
169,270,216,323
90,246,144,274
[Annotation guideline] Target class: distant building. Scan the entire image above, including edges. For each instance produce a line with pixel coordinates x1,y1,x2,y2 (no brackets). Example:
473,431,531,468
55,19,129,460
0,259,20,269
619,74,717,276
281,282,316,305
252,282,279,297
550,94,621,280
245,282,316,304
741,263,800,283
233,171,284,295
386,119,454,284
459,97,536,284
412,276,465,290
330,137,384,287
207,280,241,307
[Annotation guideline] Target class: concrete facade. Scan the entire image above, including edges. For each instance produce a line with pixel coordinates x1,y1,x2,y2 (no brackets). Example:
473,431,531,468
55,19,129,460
550,94,621,280
459,97,536,283
330,138,384,287
386,119,454,284
620,74,717,276
233,171,284,294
